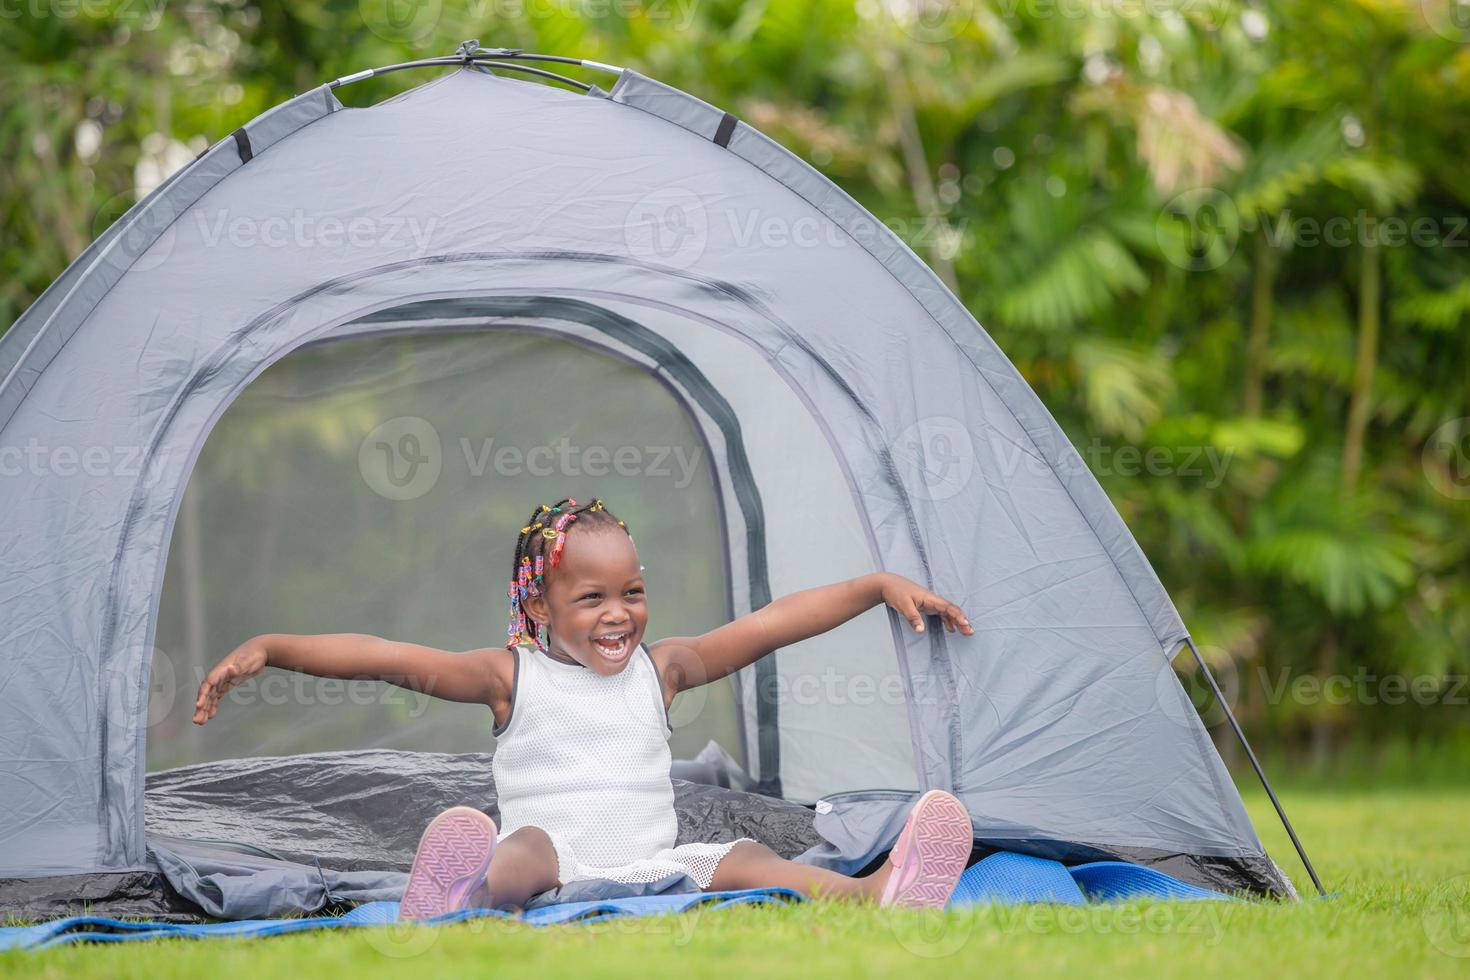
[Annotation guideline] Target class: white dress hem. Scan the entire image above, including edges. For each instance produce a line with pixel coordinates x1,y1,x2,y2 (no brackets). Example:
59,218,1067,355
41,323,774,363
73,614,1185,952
551,835,755,888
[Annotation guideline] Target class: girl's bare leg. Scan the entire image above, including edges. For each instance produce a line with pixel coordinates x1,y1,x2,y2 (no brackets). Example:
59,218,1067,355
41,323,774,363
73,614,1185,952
466,826,562,910
706,841,894,901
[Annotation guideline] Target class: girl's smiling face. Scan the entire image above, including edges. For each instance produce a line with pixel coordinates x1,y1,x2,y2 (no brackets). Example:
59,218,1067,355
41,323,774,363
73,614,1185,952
522,525,648,675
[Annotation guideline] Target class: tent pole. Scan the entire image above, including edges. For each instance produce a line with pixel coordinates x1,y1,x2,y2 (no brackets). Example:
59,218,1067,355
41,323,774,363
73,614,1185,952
327,49,624,93
1182,637,1326,896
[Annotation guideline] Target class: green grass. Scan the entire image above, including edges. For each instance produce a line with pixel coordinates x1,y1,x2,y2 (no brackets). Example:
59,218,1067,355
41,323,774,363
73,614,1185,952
6,787,1469,978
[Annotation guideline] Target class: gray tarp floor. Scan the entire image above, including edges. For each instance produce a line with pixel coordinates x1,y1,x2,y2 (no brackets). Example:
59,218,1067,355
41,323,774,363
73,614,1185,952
1,749,823,923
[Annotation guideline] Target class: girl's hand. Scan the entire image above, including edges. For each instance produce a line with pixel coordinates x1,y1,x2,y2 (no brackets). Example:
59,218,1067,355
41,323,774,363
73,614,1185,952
193,639,269,725
879,574,974,636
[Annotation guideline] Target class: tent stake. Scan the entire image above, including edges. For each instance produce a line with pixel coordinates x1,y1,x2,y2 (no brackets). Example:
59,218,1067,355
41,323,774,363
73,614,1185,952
1183,637,1326,896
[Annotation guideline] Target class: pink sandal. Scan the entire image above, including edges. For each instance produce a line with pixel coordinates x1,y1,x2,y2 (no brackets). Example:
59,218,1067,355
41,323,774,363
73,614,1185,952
879,790,973,909
398,806,498,921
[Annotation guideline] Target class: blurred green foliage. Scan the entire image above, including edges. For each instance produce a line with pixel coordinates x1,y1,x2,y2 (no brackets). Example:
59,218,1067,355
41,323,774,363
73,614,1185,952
2,0,1468,765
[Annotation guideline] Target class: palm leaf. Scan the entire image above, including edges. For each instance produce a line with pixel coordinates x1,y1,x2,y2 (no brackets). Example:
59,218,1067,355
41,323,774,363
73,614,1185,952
1070,337,1174,440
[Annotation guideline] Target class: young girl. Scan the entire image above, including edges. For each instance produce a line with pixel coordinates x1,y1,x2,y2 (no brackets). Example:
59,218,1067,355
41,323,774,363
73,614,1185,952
192,496,978,919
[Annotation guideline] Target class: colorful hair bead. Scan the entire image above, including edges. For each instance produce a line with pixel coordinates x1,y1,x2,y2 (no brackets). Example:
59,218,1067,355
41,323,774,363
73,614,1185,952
506,498,629,652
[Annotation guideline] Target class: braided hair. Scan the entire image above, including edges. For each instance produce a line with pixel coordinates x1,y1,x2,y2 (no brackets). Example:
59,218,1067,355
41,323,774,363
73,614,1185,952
505,497,632,652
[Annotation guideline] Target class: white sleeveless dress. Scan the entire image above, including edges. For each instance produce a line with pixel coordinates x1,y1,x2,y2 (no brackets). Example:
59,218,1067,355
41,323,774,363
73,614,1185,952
491,642,751,887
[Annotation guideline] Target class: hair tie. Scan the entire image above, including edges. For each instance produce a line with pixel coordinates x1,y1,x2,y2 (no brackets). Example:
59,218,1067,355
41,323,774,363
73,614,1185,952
550,511,580,568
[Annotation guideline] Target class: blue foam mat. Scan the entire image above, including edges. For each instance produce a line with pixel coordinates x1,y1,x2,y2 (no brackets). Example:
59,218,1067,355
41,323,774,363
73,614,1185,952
1,855,1231,951
947,853,1232,907
0,889,802,951
1067,861,1232,902
950,852,1089,906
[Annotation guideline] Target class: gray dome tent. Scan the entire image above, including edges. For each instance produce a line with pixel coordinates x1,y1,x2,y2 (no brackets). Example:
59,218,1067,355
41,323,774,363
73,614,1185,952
0,46,1318,918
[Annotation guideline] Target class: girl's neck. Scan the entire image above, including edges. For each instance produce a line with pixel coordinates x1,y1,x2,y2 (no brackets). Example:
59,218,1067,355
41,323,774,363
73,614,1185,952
540,641,584,668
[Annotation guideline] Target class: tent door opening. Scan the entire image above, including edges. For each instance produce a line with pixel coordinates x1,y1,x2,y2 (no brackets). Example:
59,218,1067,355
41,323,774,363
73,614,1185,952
146,297,925,807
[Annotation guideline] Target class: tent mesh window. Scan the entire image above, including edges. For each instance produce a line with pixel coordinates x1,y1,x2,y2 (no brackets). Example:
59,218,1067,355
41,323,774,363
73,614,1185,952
149,328,744,769
149,301,925,804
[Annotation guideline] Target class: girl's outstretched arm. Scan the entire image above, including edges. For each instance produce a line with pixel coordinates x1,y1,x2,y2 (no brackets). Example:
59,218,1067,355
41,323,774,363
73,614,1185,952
648,573,972,699
191,633,512,725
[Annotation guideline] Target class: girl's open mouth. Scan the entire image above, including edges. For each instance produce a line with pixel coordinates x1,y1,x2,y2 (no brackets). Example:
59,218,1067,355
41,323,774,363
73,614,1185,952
591,631,632,662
